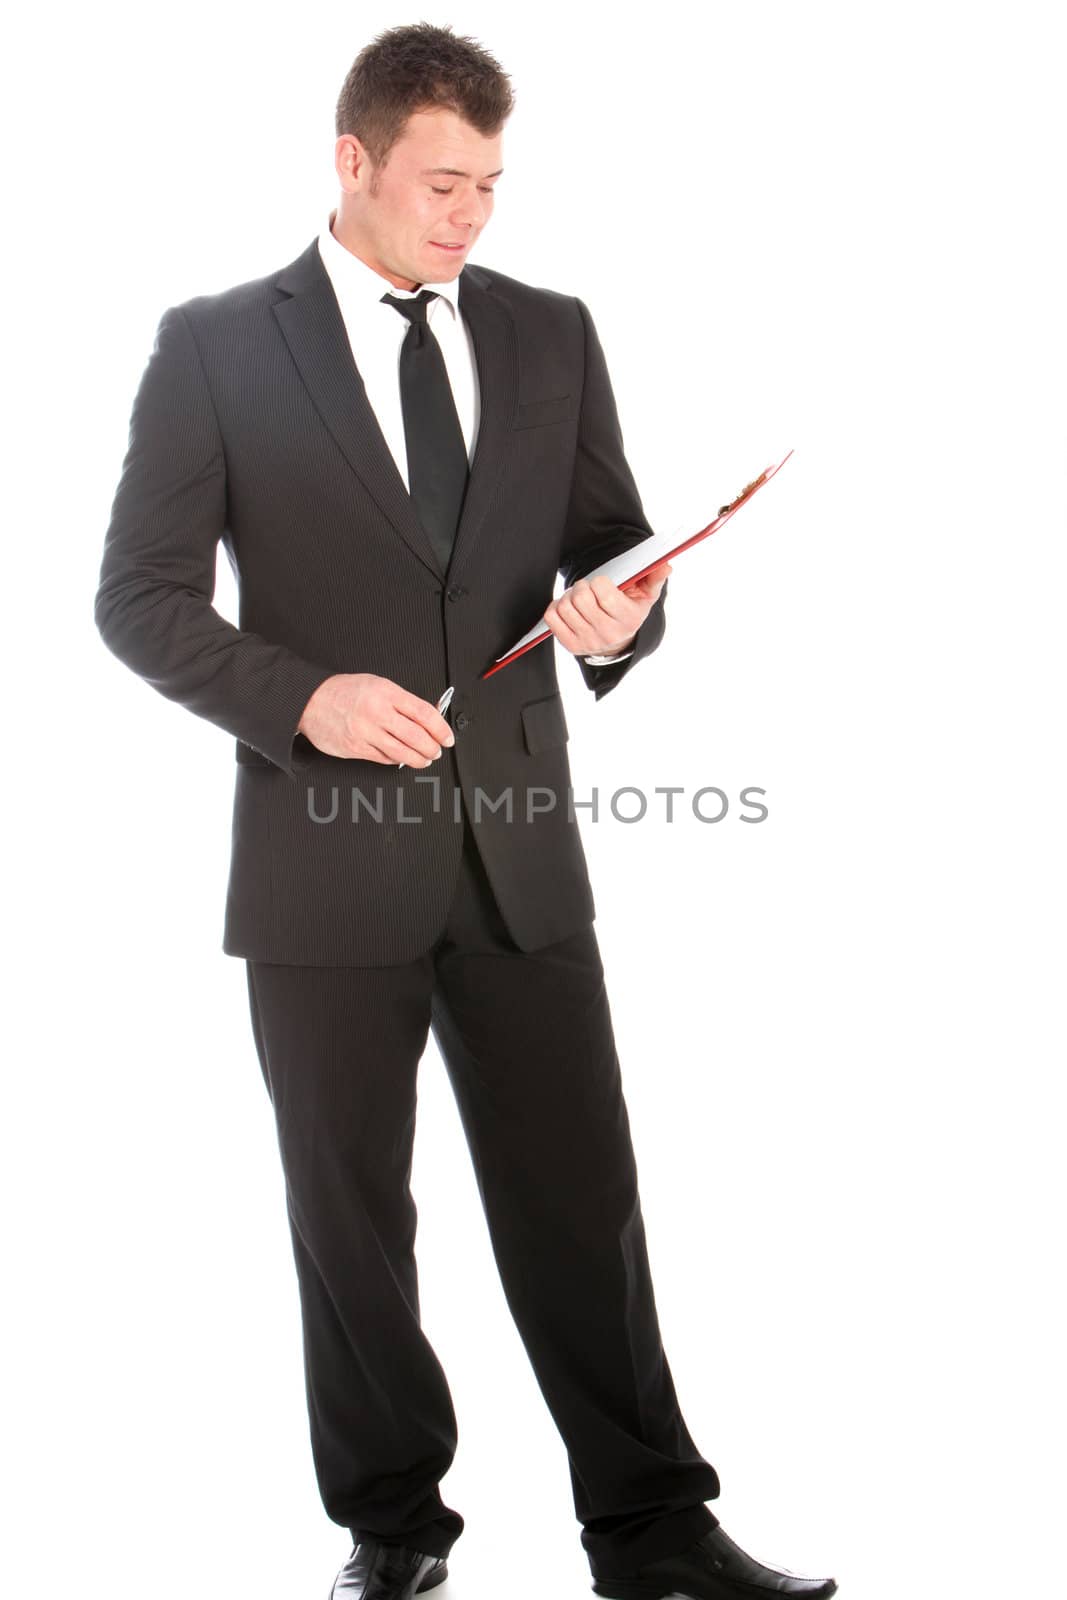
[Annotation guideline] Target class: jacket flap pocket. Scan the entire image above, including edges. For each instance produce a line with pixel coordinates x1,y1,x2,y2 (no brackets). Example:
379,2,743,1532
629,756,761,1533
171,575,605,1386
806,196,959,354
236,733,320,769
521,692,570,755
236,740,274,767
512,394,574,430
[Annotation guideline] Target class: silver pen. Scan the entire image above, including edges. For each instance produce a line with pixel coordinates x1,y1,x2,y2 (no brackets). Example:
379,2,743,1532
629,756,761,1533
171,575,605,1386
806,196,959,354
397,685,455,769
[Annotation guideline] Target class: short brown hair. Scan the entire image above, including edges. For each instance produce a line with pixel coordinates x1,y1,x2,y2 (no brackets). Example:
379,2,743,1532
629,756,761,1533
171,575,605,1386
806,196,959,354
335,22,515,171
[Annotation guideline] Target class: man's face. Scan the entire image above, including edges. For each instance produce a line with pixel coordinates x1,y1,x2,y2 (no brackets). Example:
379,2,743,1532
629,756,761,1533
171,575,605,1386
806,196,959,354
335,106,503,290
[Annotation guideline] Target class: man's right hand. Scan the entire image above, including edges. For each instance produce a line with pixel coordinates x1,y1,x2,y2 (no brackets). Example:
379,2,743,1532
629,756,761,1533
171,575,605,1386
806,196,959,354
297,674,456,767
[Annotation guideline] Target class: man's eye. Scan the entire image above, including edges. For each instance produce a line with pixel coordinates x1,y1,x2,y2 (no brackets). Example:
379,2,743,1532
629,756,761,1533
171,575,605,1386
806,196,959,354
431,186,495,195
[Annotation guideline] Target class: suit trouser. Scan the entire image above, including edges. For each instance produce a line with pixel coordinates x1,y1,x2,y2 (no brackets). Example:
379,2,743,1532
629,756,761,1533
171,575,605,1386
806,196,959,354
244,801,720,1577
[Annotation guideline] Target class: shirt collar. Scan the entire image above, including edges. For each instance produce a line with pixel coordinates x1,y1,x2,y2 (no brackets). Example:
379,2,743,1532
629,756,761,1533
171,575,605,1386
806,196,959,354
317,209,460,321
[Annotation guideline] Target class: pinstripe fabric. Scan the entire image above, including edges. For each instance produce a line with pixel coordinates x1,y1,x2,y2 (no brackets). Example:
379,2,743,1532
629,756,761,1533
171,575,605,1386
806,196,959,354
243,809,721,1567
95,236,668,963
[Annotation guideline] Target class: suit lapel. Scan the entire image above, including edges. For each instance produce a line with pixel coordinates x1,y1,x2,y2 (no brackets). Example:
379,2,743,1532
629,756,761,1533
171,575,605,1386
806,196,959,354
447,265,518,585
273,239,441,579
271,238,519,586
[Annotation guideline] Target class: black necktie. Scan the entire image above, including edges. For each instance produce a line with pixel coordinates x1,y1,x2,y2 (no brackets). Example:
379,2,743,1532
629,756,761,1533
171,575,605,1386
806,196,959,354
381,288,469,574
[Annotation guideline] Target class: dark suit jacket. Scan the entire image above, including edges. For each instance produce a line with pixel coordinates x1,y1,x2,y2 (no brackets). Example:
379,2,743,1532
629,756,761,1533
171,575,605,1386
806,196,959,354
95,235,668,964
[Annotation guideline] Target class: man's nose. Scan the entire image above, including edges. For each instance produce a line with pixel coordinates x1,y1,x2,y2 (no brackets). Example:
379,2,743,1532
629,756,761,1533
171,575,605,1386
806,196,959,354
451,193,487,230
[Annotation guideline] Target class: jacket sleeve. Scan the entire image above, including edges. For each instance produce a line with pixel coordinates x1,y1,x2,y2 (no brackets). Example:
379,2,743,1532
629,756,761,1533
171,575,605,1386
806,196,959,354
557,295,668,701
94,304,335,777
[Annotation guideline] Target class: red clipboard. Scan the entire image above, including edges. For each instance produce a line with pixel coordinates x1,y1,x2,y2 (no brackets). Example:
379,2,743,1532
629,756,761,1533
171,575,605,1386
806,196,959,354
481,449,793,680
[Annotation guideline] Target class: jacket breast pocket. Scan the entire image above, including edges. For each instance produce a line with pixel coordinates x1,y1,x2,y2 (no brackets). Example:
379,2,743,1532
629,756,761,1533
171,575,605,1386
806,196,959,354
512,394,574,430
521,692,570,755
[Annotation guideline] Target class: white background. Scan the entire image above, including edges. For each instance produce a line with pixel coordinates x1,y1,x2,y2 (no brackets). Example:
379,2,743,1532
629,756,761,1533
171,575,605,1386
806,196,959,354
4,3,1064,1597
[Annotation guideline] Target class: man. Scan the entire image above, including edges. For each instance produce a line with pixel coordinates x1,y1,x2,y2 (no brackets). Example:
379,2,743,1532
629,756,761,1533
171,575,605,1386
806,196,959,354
95,22,837,1600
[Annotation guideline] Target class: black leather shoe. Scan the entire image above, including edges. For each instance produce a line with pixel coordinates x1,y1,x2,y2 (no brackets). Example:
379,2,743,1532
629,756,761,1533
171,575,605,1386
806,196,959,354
590,1523,837,1599
328,1538,449,1599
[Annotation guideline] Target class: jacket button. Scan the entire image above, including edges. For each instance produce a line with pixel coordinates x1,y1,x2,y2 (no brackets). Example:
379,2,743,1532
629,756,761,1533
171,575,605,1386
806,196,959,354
446,586,467,601
455,714,470,730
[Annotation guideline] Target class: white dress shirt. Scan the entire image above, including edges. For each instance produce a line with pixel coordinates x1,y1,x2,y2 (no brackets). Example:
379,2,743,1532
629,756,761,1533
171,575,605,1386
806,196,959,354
316,211,632,666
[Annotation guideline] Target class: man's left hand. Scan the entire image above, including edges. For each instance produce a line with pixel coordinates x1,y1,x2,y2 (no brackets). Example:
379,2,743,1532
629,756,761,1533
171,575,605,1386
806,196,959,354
542,561,673,657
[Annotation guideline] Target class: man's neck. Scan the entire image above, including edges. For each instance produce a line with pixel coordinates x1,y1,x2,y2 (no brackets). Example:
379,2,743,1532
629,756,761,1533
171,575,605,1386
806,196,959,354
329,212,419,292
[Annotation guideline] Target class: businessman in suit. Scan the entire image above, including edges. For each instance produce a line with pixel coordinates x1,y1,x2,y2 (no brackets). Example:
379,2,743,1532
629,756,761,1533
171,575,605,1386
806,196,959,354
95,23,836,1600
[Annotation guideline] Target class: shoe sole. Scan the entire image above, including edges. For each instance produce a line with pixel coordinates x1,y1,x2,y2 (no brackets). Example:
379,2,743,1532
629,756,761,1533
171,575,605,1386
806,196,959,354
591,1581,676,1599
417,1561,449,1592
592,1579,837,1600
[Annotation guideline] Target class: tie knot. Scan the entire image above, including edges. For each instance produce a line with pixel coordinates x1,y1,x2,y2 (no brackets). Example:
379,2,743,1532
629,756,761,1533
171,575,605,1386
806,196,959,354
381,288,438,325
